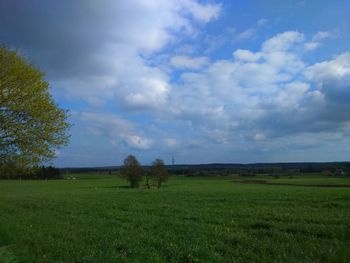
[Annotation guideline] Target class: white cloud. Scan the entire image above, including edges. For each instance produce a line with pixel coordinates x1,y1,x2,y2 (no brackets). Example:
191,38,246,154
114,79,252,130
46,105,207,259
79,112,153,150
257,18,268,26
3,1,350,164
117,64,171,110
305,52,350,82
304,52,350,118
233,18,268,42
5,0,221,112
180,0,221,22
235,28,256,41
303,31,332,51
124,135,153,150
312,31,332,42
170,55,209,69
166,31,350,148
233,49,262,62
262,31,304,52
304,42,320,50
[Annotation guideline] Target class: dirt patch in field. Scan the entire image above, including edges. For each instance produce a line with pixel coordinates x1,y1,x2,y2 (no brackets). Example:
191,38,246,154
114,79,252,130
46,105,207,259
234,179,350,188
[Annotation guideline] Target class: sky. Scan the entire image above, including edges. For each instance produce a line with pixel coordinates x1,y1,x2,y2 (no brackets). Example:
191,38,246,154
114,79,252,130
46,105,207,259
1,0,350,167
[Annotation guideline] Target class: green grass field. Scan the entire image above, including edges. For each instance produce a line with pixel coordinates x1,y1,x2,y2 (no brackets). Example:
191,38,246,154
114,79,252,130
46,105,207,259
233,175,350,186
0,175,350,262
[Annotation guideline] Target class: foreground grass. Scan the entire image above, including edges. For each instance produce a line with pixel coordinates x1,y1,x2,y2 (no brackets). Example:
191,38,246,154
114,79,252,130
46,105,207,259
0,175,349,262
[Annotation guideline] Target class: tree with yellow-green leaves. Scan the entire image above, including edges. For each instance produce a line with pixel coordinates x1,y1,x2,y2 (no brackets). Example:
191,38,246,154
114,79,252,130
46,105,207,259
0,46,70,171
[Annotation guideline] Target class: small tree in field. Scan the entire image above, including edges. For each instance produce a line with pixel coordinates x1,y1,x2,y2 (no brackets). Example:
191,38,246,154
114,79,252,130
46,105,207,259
122,155,142,188
151,159,169,189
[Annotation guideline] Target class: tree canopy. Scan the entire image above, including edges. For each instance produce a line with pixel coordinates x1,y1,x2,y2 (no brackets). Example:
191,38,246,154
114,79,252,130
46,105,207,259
151,159,169,188
0,46,70,167
122,155,142,188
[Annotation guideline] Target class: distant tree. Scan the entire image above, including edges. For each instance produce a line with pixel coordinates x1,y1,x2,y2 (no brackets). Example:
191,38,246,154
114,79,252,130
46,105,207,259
0,46,70,169
122,155,142,188
151,159,169,189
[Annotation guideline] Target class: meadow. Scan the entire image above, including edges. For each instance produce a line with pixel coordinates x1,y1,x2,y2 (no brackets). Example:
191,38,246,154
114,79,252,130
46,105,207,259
0,174,350,262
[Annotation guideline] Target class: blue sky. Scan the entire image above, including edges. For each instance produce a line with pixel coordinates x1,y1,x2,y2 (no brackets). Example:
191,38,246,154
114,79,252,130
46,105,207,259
1,0,350,166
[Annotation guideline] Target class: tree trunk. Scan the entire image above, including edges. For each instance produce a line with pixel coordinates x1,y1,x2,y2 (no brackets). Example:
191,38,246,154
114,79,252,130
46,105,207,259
145,174,150,189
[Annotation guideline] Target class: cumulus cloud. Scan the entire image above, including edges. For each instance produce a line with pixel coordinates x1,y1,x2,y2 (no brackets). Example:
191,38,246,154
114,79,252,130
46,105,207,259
262,31,304,52
235,28,256,41
304,31,332,51
0,0,221,110
304,52,350,119
233,18,268,42
305,52,350,82
168,31,350,149
79,112,153,150
257,18,268,26
1,0,349,163
180,0,221,22
233,49,262,62
312,31,332,42
170,55,209,69
304,42,320,51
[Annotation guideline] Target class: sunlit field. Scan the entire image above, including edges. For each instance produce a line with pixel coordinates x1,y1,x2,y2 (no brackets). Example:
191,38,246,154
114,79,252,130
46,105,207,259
0,175,350,262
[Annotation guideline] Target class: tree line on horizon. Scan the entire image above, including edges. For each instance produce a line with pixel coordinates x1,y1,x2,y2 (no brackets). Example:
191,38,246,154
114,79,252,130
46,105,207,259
0,165,62,180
